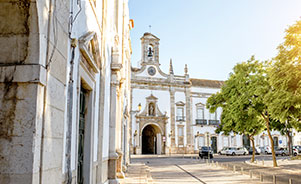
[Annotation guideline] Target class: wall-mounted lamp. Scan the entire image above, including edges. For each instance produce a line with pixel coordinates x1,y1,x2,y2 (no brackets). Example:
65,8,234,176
195,131,200,138
168,130,173,137
138,103,142,111
134,130,138,137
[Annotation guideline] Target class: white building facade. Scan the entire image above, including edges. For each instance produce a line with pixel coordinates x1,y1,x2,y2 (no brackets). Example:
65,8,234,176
130,32,289,155
0,0,132,184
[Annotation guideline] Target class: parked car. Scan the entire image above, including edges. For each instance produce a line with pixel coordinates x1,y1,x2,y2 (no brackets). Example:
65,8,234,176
218,147,229,155
275,147,289,156
247,147,259,155
226,147,248,156
199,146,213,159
258,146,272,154
293,146,301,156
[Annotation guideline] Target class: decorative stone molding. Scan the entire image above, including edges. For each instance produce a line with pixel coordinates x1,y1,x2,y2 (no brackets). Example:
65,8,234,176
79,31,101,73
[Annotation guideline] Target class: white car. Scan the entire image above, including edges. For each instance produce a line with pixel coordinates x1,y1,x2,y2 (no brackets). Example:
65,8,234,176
259,146,272,154
218,147,229,155
226,147,248,156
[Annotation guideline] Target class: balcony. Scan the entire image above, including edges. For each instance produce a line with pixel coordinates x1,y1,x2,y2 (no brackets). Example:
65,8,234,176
209,120,220,125
176,116,185,121
195,119,207,125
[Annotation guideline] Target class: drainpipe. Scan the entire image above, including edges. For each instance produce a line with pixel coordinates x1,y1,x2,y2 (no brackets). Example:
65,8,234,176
65,41,76,184
65,0,78,182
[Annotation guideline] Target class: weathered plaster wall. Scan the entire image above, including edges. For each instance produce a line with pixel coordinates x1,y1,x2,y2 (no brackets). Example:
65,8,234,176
0,1,42,183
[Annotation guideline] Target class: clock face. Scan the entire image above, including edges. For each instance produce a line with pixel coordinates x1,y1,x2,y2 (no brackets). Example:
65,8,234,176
148,66,156,76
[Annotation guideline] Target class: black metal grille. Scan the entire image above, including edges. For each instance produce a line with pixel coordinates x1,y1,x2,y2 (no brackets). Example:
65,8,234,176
209,120,220,125
195,119,207,125
176,116,186,121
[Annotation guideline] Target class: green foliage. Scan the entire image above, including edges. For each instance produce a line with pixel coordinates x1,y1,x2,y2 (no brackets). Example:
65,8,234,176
266,20,301,131
206,56,265,137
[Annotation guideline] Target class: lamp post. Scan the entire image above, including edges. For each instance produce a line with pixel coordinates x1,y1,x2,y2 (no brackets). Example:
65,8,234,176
130,103,141,161
168,130,173,156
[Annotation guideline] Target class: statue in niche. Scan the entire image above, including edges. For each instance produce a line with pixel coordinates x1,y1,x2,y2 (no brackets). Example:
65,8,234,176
149,103,155,116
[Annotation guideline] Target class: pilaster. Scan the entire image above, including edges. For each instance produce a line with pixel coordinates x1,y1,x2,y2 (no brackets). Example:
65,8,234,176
169,88,176,149
108,47,122,184
185,87,193,152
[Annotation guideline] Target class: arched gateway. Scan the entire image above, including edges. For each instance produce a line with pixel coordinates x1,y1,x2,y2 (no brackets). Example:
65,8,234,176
135,94,169,154
142,124,162,154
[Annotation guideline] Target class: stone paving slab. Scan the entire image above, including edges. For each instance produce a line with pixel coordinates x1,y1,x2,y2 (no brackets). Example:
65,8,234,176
149,161,271,184
130,157,272,184
216,161,301,184
120,163,153,184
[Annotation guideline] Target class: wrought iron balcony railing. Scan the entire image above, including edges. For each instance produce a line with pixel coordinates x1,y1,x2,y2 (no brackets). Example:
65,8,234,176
176,116,186,121
209,120,220,125
195,119,207,125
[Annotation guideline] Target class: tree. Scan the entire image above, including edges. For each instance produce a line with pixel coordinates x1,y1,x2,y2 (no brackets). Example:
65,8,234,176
207,56,279,167
207,58,264,163
266,20,301,155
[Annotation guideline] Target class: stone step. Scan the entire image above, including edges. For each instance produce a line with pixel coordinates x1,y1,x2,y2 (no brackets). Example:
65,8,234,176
120,163,153,184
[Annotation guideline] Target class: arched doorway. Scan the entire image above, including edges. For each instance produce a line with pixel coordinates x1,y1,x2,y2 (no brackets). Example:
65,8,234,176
142,124,162,154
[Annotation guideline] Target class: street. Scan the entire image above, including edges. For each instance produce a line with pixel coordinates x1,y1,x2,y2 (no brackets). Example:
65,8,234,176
133,154,290,164
130,155,277,184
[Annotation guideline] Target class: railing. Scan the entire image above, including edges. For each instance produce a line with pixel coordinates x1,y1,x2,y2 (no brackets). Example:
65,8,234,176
195,119,207,125
176,116,186,121
209,120,220,125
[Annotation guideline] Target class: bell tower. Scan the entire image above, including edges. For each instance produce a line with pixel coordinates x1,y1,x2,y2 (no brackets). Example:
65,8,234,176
140,32,160,65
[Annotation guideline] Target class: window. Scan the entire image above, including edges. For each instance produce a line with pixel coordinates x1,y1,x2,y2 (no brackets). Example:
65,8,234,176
176,101,185,121
178,127,184,137
177,107,184,117
209,111,217,120
196,106,204,119
176,107,185,121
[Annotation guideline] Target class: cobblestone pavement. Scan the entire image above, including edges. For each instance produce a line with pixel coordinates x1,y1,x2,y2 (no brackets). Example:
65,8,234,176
128,156,271,184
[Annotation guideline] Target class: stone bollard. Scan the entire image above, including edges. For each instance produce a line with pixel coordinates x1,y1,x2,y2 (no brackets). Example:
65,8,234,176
262,159,264,166
273,175,276,184
241,167,244,174
233,165,236,173
249,171,252,178
260,173,263,182
289,178,293,184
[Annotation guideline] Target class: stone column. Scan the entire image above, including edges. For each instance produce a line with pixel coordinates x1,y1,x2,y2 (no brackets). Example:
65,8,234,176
108,47,122,184
185,87,193,153
169,88,176,152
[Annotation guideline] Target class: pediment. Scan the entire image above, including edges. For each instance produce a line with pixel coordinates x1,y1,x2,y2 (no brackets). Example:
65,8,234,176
196,102,205,107
146,94,158,100
79,31,101,73
175,101,185,106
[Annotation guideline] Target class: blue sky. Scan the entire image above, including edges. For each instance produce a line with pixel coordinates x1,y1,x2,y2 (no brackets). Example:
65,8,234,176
129,0,301,80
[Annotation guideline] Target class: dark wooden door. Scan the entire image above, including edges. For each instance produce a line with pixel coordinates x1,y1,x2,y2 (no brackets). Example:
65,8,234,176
77,87,86,184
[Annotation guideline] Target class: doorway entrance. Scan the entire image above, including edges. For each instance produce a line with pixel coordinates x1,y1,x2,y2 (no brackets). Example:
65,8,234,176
211,137,217,153
273,137,279,148
243,135,250,148
77,87,86,184
142,124,162,154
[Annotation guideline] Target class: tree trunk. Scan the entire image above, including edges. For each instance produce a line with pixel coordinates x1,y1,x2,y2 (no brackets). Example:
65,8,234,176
265,118,278,167
287,130,292,156
250,136,255,163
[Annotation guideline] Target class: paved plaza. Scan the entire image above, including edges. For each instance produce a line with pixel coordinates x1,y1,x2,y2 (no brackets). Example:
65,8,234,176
121,155,284,184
